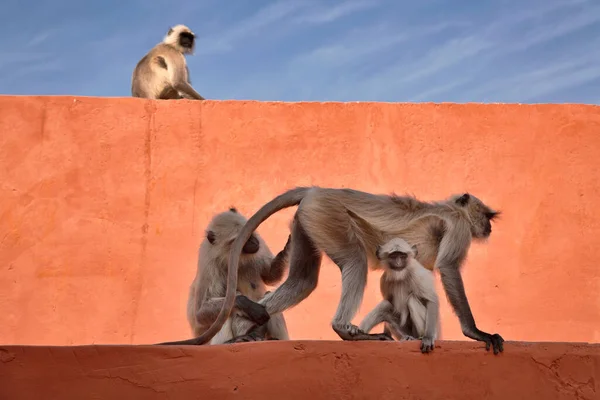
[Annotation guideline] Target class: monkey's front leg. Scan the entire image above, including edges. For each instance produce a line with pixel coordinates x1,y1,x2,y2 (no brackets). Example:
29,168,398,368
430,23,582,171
420,299,439,354
438,264,504,354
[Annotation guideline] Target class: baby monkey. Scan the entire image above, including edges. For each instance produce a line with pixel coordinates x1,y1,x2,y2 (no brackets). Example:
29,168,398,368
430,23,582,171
359,237,440,353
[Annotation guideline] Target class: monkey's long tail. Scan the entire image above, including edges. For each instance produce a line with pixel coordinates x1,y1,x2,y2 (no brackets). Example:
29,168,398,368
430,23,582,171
157,186,311,346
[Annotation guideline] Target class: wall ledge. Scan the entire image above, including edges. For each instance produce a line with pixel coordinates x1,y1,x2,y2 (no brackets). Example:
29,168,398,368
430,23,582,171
1,94,599,107
1,341,598,399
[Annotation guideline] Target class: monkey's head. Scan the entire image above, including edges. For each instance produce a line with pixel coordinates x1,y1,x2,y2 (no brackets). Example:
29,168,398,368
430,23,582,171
205,207,261,255
376,238,418,271
164,24,196,55
450,193,500,240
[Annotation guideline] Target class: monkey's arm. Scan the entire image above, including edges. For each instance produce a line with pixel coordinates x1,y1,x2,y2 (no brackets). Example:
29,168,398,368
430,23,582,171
261,235,291,285
358,300,393,333
436,228,504,353
420,299,439,353
197,295,269,326
177,82,205,100
170,59,205,100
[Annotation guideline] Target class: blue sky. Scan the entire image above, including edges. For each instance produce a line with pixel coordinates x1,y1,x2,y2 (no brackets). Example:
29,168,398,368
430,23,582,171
1,0,599,103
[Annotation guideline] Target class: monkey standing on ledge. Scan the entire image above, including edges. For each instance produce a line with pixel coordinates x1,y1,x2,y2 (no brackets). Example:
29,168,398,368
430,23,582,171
159,208,290,345
359,237,440,353
131,24,206,100
160,186,504,354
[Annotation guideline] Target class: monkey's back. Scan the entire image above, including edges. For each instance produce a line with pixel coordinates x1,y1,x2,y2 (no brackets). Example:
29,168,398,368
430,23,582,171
131,44,186,98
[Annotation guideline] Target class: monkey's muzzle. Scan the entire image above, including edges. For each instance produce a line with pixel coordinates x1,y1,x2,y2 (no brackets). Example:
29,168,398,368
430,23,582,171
179,32,195,49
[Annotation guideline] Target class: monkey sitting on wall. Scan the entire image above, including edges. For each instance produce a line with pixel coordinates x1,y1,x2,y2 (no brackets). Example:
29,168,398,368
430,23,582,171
359,237,440,353
131,24,206,100
159,207,290,345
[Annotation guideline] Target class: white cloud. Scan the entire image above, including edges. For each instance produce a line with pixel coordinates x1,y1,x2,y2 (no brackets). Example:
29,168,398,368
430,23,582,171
294,0,379,24
411,78,471,102
292,21,467,70
462,52,600,102
27,30,55,47
198,0,309,55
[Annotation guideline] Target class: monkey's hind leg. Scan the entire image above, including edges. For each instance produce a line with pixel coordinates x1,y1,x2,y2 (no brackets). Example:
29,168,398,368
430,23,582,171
328,250,392,341
358,300,394,340
224,320,269,344
209,317,234,345
264,312,289,340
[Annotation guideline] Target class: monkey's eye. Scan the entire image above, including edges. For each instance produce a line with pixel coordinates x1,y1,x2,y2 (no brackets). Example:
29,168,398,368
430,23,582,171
389,251,407,259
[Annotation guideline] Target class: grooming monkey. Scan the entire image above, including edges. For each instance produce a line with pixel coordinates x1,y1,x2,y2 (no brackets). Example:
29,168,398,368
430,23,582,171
162,186,504,354
131,24,206,100
159,207,290,345
359,237,440,353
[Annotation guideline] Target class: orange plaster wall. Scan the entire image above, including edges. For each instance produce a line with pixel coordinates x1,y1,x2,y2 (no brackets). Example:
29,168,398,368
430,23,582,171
1,342,599,400
0,95,599,346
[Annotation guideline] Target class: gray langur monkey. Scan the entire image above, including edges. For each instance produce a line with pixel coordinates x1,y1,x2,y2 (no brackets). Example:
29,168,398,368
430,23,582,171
162,186,504,354
359,237,440,353
131,24,206,100
158,207,290,345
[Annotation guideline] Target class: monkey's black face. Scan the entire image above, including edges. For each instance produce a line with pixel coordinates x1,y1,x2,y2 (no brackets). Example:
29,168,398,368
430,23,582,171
476,210,498,239
482,220,492,237
179,32,195,50
242,234,260,254
386,251,408,270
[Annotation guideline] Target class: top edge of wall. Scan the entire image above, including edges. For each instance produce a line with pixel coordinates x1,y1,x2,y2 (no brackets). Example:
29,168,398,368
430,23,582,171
0,94,598,107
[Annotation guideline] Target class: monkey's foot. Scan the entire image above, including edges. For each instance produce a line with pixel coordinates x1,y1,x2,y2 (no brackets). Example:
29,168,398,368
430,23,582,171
332,323,394,341
224,332,265,344
420,337,435,353
237,296,271,326
400,335,418,341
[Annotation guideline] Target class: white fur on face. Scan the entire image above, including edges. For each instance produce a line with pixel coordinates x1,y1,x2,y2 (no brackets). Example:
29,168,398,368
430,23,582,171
163,24,194,47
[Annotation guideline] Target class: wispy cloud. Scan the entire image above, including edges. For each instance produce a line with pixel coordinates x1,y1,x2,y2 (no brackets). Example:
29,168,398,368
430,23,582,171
26,30,55,47
198,0,309,55
294,0,379,24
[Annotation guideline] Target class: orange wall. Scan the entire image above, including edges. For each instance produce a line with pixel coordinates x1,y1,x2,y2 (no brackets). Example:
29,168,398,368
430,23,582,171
2,342,599,399
0,96,599,346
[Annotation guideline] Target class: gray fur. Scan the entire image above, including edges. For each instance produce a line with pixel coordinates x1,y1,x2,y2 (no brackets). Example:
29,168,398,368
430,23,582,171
131,24,205,100
158,209,290,345
360,237,440,353
181,186,504,354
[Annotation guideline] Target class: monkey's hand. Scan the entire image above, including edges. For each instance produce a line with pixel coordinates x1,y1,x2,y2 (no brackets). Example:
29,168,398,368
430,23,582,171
463,328,504,355
420,337,435,353
483,332,504,355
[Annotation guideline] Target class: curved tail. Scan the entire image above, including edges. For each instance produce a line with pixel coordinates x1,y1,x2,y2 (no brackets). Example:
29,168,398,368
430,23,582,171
158,186,310,346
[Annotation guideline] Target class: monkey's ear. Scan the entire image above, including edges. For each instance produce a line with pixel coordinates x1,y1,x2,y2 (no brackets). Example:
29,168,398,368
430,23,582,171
411,244,418,258
375,245,382,260
229,207,238,213
206,230,216,244
456,193,470,206
167,27,174,35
